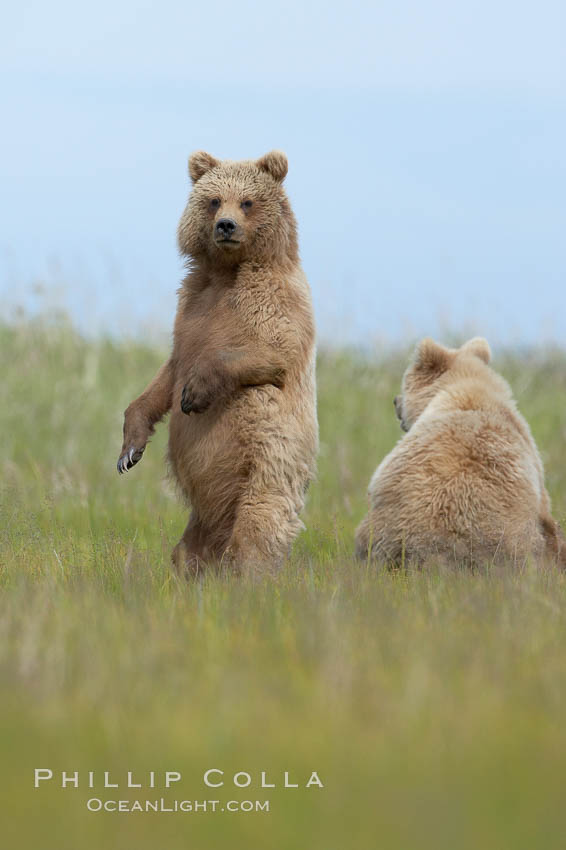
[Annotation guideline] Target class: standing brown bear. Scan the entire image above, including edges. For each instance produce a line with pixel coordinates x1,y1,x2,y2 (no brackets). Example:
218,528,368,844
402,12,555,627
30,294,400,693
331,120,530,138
118,151,318,575
355,337,566,568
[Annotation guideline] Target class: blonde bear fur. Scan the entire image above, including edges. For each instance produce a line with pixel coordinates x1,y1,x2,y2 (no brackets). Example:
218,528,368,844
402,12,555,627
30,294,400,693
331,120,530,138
118,151,318,575
356,337,566,568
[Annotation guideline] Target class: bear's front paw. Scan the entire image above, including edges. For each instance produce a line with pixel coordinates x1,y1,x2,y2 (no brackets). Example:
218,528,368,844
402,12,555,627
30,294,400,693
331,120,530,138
181,379,213,415
181,363,234,415
117,446,145,474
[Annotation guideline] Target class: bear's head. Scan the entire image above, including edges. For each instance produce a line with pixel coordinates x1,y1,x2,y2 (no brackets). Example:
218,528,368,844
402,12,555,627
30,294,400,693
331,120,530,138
394,337,493,431
177,151,298,266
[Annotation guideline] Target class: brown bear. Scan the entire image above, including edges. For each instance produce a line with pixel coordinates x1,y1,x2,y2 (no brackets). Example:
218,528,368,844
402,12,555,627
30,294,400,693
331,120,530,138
118,150,318,575
355,337,566,568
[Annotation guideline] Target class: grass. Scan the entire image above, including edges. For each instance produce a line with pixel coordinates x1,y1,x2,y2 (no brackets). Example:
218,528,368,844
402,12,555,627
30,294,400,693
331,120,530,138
2,315,566,849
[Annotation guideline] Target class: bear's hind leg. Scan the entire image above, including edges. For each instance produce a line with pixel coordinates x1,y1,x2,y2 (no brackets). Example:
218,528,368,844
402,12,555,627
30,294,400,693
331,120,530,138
540,514,566,568
355,515,372,560
224,492,304,576
354,514,406,566
171,512,211,579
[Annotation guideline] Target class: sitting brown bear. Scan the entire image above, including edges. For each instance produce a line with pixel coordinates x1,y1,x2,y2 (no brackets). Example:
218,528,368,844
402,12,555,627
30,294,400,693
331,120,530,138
356,337,566,568
118,151,318,575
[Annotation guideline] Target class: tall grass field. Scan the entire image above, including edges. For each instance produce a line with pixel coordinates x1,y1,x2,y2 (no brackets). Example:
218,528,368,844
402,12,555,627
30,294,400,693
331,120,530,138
2,315,566,849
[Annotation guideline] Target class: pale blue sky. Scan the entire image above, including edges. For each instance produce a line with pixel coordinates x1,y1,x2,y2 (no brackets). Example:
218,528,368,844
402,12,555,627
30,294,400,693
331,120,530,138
1,1,565,344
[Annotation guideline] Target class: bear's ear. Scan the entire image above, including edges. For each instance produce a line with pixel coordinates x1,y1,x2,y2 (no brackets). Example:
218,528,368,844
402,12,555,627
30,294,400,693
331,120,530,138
256,150,288,183
461,337,491,364
413,338,452,375
188,151,219,183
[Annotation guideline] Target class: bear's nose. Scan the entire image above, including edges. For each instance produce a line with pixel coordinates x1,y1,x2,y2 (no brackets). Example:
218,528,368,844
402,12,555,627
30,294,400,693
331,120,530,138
215,218,237,238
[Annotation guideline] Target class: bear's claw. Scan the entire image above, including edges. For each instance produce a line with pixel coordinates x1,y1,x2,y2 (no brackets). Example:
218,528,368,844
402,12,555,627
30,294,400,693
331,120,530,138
117,446,144,474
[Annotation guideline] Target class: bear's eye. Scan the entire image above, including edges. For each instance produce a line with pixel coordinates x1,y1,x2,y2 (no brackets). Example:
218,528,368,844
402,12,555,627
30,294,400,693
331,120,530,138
209,198,221,211
241,200,253,210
